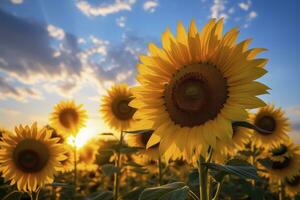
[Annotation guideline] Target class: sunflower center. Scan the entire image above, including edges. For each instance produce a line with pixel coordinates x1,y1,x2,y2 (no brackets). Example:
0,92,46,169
13,139,49,173
255,115,276,134
164,63,228,127
112,96,136,120
271,145,288,156
58,108,79,129
286,176,300,186
271,156,290,170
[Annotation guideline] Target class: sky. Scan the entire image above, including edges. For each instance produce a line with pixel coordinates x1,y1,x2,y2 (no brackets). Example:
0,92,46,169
0,0,299,142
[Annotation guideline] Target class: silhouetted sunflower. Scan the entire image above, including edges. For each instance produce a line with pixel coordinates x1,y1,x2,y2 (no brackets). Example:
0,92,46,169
100,84,136,131
131,19,269,158
50,100,87,136
259,142,300,182
285,176,300,197
0,123,66,192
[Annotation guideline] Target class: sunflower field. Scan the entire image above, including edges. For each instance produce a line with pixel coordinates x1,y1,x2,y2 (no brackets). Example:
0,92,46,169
0,18,299,200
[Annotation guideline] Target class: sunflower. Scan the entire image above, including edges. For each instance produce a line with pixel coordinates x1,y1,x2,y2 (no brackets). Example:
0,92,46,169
130,19,268,158
100,84,136,131
126,130,160,160
285,176,300,197
0,123,66,192
251,104,290,150
50,100,87,136
78,141,98,171
58,144,74,173
259,142,300,182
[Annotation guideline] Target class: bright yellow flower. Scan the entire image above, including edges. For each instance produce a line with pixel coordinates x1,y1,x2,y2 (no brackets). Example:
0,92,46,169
100,84,136,131
50,100,87,136
131,19,269,159
0,123,66,192
251,104,290,150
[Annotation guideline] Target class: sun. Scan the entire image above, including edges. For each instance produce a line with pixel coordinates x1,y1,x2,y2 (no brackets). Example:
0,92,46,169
67,125,98,148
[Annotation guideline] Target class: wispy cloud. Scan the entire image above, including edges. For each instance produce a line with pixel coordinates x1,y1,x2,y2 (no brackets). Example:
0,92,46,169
0,108,20,117
47,24,65,40
76,0,136,17
143,0,159,13
116,16,126,27
239,0,251,11
10,0,23,4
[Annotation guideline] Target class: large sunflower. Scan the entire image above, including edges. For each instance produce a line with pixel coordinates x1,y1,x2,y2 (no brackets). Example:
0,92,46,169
0,123,66,192
100,84,136,131
130,19,269,158
259,142,300,182
251,104,290,150
50,100,87,136
285,176,300,197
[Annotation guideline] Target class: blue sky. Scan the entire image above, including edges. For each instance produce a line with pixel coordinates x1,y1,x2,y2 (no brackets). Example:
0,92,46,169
0,0,299,141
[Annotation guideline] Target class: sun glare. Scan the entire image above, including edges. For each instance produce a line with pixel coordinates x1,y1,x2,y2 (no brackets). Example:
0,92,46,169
67,126,97,148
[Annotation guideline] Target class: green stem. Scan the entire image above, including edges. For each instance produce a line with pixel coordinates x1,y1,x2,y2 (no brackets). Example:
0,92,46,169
250,143,256,188
31,189,40,200
206,147,213,199
279,180,285,200
73,144,77,199
114,130,123,200
198,156,207,200
212,180,223,200
158,156,163,186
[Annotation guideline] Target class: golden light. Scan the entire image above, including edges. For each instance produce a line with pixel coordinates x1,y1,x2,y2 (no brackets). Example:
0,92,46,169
67,125,97,148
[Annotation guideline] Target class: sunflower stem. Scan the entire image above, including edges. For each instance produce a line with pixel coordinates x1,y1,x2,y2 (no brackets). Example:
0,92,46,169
198,155,207,200
212,180,223,200
279,180,285,200
158,156,163,186
114,130,123,200
206,147,213,199
250,143,256,188
73,143,77,199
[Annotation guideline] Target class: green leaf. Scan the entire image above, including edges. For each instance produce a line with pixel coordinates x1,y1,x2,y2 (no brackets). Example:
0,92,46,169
257,158,273,169
118,146,144,154
101,164,120,176
204,159,260,182
122,187,146,200
125,161,144,168
138,182,187,200
100,132,115,136
50,182,73,188
130,167,149,174
187,169,199,187
159,186,189,200
232,121,272,135
2,191,23,200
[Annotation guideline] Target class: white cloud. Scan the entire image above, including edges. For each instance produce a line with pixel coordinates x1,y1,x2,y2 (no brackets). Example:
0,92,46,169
210,0,228,20
248,11,257,19
78,38,86,44
10,0,23,4
76,0,136,17
116,16,126,27
143,0,159,13
47,24,65,40
239,0,251,11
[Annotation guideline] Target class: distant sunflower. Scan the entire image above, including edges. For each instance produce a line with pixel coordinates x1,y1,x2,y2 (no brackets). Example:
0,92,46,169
126,130,160,160
251,104,290,149
285,176,300,197
50,100,87,136
100,84,136,131
259,142,300,182
131,19,269,158
58,145,74,173
0,123,66,192
78,141,98,171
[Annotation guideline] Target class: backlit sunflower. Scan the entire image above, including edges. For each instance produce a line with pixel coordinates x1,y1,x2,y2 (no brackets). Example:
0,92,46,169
126,130,160,160
58,144,74,173
285,176,300,197
259,142,300,182
0,123,66,192
100,84,136,131
130,19,268,158
251,104,290,150
50,100,87,136
78,141,98,171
